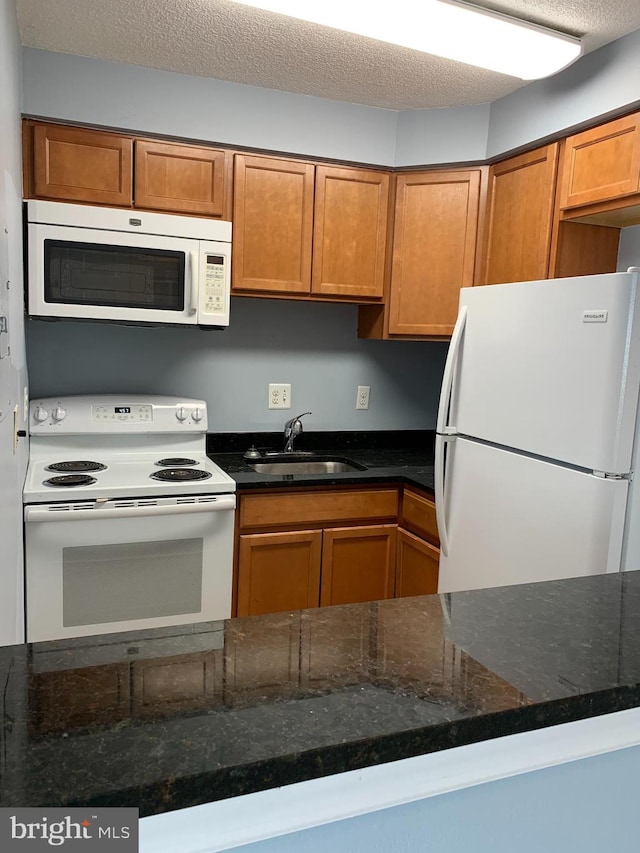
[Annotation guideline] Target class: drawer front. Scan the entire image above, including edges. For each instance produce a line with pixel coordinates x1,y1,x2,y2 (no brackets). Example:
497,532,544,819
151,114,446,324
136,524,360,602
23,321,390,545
401,488,439,546
239,488,399,530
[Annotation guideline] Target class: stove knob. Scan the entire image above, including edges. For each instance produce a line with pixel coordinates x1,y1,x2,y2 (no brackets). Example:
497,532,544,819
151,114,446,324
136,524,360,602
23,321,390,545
191,407,204,423
176,406,188,422
52,406,67,422
33,406,49,423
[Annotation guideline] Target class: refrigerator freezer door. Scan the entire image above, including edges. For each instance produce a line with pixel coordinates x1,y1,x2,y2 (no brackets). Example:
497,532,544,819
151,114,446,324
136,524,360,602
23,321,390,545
450,271,640,474
437,437,629,594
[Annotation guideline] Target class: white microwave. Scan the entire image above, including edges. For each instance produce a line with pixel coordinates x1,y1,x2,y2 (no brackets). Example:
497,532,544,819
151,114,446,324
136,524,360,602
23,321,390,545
26,200,232,327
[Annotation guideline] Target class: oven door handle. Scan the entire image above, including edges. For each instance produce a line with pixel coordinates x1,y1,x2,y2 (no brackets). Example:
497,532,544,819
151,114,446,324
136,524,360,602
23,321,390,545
24,495,236,522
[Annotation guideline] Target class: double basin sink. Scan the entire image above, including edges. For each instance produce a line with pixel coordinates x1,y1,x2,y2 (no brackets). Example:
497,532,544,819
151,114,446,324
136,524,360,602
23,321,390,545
247,452,367,475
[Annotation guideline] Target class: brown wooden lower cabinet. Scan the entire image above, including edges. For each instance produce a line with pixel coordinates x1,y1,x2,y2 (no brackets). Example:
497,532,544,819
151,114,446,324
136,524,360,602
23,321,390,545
237,530,322,616
320,524,396,606
396,527,440,597
236,524,397,616
235,485,439,616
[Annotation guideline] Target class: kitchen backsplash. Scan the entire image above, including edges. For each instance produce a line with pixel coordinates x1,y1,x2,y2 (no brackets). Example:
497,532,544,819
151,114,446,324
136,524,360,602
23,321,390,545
26,297,448,432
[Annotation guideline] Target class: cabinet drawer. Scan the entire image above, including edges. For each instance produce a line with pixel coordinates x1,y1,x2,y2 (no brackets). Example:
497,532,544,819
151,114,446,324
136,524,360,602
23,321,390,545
401,488,439,546
239,488,399,530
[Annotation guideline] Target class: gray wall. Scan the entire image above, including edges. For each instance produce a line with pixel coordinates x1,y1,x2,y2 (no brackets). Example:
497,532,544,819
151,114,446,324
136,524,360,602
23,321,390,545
27,300,447,433
0,0,27,645
22,48,401,167
488,28,640,157
22,29,640,166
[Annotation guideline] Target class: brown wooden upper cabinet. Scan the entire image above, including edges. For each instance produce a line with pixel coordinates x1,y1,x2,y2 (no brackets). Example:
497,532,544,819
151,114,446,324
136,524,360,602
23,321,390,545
232,154,389,301
24,121,232,218
134,140,230,217
557,112,640,227
232,153,315,295
560,113,640,210
29,123,133,206
479,144,558,286
312,165,389,299
360,169,482,339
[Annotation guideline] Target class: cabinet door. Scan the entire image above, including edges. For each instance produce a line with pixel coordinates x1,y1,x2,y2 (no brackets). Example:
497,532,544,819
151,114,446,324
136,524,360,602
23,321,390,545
32,123,133,206
232,154,314,294
312,165,389,299
237,530,322,616
320,524,396,607
135,140,229,216
388,170,480,336
559,113,640,210
480,144,558,285
395,528,439,598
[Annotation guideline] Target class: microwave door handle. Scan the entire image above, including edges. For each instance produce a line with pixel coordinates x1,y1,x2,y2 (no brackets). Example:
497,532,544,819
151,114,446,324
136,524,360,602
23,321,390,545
189,251,199,315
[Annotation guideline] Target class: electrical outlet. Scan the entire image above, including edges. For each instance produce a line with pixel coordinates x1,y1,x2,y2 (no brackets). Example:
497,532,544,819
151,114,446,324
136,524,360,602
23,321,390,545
269,383,291,409
356,385,370,410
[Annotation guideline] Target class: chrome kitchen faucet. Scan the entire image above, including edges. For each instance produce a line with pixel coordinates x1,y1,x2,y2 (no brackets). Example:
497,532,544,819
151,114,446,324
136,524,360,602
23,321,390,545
283,412,311,452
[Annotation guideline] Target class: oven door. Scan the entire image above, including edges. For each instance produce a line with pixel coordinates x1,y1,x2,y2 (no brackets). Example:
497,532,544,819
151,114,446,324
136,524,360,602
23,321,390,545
28,223,201,325
24,495,235,643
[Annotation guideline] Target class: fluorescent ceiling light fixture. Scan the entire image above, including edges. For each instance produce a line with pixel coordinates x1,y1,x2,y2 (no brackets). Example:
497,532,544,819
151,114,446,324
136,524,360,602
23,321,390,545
229,0,582,80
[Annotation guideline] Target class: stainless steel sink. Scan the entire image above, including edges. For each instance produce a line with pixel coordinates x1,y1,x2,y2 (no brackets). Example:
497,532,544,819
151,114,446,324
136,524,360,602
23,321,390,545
249,455,367,475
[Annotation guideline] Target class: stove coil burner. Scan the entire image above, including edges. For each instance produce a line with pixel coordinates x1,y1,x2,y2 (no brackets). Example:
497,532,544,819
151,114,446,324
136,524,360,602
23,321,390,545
44,474,98,488
156,458,199,467
46,461,107,473
150,468,212,482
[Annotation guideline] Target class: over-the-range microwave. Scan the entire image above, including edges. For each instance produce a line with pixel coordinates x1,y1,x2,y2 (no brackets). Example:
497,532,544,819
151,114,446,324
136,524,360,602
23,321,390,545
26,200,232,328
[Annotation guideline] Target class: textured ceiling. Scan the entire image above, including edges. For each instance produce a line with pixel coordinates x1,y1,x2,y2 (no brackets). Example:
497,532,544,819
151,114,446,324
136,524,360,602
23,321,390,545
16,0,640,110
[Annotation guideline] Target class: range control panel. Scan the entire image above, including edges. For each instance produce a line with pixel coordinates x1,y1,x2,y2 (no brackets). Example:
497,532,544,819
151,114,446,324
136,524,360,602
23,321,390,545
29,395,208,433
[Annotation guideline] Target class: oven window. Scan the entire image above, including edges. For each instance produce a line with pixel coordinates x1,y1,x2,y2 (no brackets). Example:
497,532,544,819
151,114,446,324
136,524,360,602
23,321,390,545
44,240,185,311
62,539,203,627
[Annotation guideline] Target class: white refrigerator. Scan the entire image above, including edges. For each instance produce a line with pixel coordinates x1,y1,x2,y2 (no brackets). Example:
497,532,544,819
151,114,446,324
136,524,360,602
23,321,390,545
435,268,640,593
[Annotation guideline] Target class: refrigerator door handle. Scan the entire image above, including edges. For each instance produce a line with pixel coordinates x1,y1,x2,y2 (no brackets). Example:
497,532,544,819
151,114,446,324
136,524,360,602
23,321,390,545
435,432,454,557
436,305,467,435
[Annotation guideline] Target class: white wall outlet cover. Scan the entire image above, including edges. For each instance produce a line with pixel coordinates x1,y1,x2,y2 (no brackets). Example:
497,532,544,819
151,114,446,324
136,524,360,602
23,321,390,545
356,385,370,410
269,383,292,409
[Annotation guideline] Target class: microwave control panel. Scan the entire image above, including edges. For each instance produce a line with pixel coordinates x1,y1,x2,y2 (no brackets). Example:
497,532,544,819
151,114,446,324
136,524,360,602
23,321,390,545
204,254,227,315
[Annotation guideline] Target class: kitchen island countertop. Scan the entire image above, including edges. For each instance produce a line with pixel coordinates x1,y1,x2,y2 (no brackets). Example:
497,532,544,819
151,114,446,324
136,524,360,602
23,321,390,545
2,571,640,818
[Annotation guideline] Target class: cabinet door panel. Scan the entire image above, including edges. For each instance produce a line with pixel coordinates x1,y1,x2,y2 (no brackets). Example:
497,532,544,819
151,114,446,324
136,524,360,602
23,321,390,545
312,165,389,299
396,528,439,598
481,144,558,285
320,525,396,607
560,113,640,209
232,154,314,294
388,171,480,336
33,124,132,206
237,530,322,616
135,140,228,216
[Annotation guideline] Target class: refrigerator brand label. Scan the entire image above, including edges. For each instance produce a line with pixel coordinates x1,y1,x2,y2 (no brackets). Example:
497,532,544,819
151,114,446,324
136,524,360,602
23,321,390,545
582,310,608,323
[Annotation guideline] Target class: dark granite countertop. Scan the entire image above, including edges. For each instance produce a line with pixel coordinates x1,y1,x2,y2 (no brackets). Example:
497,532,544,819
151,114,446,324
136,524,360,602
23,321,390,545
206,430,435,491
2,572,640,817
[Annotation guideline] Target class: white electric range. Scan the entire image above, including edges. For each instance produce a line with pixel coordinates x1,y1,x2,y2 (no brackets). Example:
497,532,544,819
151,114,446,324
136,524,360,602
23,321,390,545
23,395,236,644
